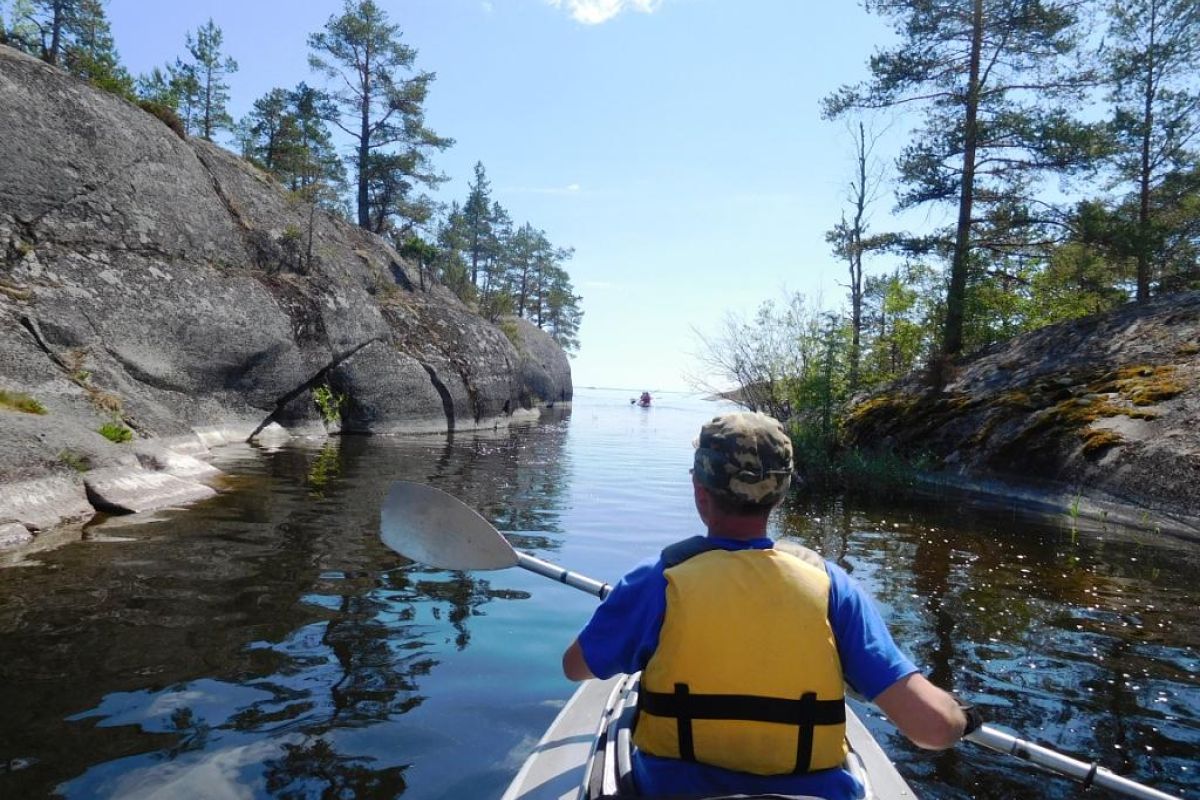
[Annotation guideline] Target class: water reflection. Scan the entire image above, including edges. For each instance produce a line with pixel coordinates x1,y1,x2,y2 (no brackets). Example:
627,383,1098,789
0,413,573,799
778,496,1200,799
0,392,1196,800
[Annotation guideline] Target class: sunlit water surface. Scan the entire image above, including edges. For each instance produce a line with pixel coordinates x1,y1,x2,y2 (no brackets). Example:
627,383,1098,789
0,389,1196,799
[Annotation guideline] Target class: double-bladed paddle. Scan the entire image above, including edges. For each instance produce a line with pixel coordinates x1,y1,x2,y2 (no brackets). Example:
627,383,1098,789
380,481,611,598
378,480,1180,800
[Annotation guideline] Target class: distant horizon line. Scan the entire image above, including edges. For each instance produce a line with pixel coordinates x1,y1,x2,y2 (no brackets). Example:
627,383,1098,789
577,385,727,396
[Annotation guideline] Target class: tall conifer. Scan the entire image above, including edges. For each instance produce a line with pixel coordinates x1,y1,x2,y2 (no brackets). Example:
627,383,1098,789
824,0,1096,357
308,0,451,233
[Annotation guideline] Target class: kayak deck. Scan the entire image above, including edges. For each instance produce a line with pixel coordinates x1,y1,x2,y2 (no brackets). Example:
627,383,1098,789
502,674,917,799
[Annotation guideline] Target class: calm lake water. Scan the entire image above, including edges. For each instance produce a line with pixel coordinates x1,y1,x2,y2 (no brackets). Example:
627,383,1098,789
0,388,1196,799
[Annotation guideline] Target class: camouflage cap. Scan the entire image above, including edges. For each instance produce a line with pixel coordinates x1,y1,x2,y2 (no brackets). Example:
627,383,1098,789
692,411,793,506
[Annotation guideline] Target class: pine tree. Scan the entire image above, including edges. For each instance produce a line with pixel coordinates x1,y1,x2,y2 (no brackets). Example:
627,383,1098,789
507,223,546,319
180,19,237,141
308,0,452,232
24,0,76,65
436,202,476,304
824,0,1097,357
463,161,494,287
542,263,583,354
242,88,291,173
825,121,887,395
1103,0,1200,302
64,0,132,97
4,0,40,55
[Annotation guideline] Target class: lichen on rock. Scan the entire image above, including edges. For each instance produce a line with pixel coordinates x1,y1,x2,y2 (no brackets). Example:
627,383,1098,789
843,291,1200,532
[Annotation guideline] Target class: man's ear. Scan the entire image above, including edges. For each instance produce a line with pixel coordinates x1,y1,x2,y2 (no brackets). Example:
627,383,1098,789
693,479,712,524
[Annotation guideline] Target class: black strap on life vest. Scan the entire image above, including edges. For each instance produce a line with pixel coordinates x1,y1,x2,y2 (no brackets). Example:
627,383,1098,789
639,682,846,774
661,535,826,571
661,535,722,568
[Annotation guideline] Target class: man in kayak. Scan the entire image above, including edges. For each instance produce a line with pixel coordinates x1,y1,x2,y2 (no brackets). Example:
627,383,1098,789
562,411,980,799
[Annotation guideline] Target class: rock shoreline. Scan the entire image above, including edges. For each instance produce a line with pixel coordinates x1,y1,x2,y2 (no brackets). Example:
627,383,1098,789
845,291,1200,538
0,45,574,548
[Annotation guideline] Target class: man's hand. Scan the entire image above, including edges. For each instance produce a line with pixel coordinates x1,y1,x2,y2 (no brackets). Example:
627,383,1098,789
873,673,971,750
562,639,595,681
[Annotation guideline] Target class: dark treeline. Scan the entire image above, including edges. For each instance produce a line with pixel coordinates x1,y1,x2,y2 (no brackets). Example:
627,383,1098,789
0,0,583,353
694,0,1199,480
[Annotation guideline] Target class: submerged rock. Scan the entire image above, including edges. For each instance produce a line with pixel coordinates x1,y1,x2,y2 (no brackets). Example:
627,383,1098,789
844,291,1200,534
0,45,573,539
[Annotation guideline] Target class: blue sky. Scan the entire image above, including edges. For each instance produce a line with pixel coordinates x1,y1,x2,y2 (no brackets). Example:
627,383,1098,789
103,0,906,392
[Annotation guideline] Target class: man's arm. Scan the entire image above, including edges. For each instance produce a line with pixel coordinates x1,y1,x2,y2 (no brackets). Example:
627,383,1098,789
873,672,968,750
823,563,973,750
561,558,667,682
562,639,595,682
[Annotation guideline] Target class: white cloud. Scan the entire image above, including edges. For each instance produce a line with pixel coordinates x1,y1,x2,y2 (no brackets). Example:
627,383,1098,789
481,1,494,13
546,0,664,25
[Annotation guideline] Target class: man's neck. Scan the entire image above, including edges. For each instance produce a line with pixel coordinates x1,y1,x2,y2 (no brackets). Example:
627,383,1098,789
706,518,770,541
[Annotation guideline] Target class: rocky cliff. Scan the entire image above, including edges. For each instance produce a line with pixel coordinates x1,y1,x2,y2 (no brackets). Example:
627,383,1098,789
844,291,1200,534
0,45,572,543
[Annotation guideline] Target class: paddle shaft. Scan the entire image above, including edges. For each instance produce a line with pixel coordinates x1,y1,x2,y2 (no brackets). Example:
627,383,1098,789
527,556,1176,799
966,726,1178,800
516,551,612,599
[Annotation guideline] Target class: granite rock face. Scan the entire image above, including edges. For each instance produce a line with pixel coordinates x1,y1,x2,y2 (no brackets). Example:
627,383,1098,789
0,46,572,537
844,291,1200,533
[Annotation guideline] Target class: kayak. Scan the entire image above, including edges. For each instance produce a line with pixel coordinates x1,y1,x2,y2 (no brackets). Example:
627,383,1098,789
502,673,917,799
382,482,1181,800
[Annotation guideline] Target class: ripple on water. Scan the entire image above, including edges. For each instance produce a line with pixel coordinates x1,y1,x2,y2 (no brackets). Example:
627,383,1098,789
0,390,1196,800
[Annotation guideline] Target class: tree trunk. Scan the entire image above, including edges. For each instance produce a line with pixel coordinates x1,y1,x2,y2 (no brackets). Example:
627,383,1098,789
848,121,868,394
1135,0,1157,303
944,0,984,357
203,65,214,140
46,2,65,65
357,57,371,230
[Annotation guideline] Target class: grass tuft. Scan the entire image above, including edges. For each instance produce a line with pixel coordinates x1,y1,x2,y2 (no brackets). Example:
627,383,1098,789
98,421,133,443
0,389,48,415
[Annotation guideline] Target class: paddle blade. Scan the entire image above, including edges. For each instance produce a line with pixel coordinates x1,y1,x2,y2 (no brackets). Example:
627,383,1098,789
380,481,519,571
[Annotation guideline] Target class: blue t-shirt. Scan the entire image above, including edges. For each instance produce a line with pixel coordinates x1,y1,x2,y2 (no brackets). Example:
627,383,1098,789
576,536,918,800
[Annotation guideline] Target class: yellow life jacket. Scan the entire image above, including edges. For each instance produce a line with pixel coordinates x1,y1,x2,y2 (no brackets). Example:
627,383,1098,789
634,537,847,775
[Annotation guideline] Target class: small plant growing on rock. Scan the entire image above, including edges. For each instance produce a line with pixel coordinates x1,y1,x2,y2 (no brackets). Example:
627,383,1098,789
0,389,48,415
313,384,346,425
498,318,522,349
1081,427,1124,457
138,100,186,139
57,450,92,472
98,421,133,443
279,225,304,272
0,280,33,301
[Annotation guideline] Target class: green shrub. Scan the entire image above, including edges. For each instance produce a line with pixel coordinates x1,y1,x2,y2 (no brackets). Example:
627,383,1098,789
98,421,133,443
312,384,345,425
498,318,522,349
279,225,304,272
0,389,47,415
58,450,92,472
137,100,186,139
788,418,934,501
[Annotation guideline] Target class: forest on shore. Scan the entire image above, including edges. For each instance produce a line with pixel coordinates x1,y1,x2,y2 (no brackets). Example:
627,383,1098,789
689,0,1199,479
0,0,584,353
3,0,1198,452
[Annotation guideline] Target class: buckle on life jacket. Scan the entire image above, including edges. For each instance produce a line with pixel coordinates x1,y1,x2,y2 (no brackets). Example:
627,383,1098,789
638,682,847,774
